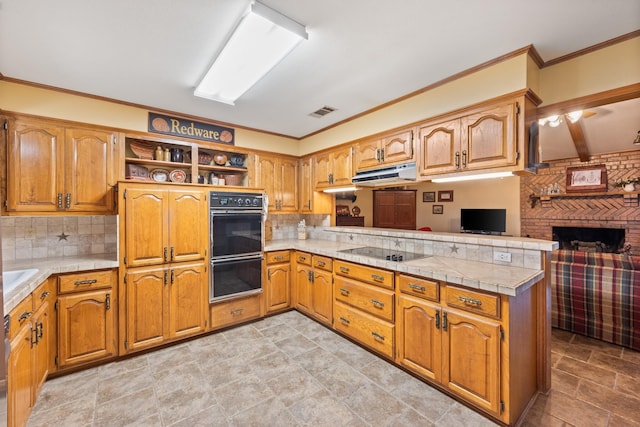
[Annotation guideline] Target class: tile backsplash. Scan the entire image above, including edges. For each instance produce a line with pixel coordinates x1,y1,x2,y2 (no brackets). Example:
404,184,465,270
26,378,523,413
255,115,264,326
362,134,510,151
1,216,118,261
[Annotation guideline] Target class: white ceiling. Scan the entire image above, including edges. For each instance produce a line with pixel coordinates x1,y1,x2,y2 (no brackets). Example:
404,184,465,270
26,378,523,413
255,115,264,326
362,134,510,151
1,0,639,152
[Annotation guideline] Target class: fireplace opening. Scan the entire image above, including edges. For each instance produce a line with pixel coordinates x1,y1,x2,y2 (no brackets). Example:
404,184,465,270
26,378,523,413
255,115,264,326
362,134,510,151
552,226,625,253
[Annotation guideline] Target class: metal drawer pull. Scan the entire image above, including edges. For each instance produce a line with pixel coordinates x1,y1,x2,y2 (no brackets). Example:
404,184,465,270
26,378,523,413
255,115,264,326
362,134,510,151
274,255,284,260
75,279,98,286
298,256,306,262
230,309,244,316
371,332,385,341
18,311,33,322
370,299,384,308
339,288,350,296
408,283,426,292
371,274,384,282
339,266,350,273
40,291,51,300
458,296,483,306
317,260,326,267
339,317,350,325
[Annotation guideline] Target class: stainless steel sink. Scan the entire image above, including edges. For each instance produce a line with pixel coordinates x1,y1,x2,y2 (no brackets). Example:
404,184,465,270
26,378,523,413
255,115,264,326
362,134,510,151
338,246,427,262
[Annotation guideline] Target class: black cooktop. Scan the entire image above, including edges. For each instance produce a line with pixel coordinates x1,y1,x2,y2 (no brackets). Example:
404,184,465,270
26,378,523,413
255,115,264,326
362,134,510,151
338,246,427,262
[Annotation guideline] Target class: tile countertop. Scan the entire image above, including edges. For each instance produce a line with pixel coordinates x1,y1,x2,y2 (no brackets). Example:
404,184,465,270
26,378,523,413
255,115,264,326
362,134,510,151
265,239,546,297
3,254,118,314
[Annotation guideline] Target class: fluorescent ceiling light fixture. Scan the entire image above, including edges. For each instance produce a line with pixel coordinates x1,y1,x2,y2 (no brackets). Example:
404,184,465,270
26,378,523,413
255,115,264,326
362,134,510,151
194,1,307,105
566,110,583,123
431,171,515,183
323,186,358,193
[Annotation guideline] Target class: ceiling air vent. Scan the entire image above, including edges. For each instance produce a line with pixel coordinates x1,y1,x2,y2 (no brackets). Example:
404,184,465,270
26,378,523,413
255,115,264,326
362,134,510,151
309,106,337,118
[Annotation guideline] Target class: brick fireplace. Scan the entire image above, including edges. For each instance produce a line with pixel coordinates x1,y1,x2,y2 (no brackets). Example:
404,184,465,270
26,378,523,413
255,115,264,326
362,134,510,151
520,151,640,254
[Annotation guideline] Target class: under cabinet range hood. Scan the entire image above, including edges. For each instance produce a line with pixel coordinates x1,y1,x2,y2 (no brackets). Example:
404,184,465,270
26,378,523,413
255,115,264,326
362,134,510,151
352,162,417,187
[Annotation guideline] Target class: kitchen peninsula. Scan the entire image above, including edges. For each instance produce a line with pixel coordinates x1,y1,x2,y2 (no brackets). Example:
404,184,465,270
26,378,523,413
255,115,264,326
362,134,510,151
265,226,557,426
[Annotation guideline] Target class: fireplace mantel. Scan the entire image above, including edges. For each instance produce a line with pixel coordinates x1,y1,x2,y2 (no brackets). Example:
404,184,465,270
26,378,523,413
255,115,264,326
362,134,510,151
529,191,639,208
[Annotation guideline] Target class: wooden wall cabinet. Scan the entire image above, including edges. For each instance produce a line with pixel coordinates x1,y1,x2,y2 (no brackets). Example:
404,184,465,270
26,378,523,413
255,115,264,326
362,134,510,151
265,251,291,313
57,270,117,369
354,128,414,172
417,101,518,178
299,155,332,214
255,153,299,212
5,117,118,214
373,190,416,230
294,252,333,325
119,182,208,353
313,146,353,189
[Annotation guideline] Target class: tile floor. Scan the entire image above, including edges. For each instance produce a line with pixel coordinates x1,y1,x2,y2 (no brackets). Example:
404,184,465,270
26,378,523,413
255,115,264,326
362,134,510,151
28,311,640,427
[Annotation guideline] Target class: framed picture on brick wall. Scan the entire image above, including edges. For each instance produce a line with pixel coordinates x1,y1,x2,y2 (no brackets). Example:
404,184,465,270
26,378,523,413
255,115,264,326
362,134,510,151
566,165,607,192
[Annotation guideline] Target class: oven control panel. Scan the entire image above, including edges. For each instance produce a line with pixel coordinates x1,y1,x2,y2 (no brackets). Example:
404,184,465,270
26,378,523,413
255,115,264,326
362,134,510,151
210,191,263,209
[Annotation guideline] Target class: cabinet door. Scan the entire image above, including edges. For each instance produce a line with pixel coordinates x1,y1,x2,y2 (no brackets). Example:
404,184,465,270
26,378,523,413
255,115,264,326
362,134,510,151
57,289,116,367
8,322,33,427
279,158,299,212
312,269,333,325
295,265,313,313
124,267,167,352
266,263,291,312
380,129,414,166
168,189,207,263
442,309,501,415
373,190,416,230
64,127,117,213
31,300,51,399
124,188,168,267
354,138,381,171
256,155,279,211
396,295,441,382
313,152,332,188
168,262,207,339
462,102,517,171
331,146,353,187
299,156,313,213
7,119,65,212
417,118,460,176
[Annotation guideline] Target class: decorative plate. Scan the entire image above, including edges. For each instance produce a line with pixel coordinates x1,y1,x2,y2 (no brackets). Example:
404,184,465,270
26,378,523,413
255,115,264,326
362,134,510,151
169,169,186,183
150,168,170,182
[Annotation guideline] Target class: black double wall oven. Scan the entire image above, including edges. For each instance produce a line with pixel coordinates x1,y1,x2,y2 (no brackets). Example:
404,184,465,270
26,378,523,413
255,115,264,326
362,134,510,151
209,191,264,302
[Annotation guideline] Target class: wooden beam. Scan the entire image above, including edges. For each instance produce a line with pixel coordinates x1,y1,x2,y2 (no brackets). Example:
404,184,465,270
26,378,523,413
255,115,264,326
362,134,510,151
564,115,590,161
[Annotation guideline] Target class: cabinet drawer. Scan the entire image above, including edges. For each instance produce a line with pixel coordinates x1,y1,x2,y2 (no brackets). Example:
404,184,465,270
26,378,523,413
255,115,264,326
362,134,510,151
33,278,56,311
312,255,332,271
334,260,394,289
9,295,33,340
397,274,439,302
210,294,261,329
445,285,500,319
58,270,113,294
295,252,312,266
266,250,290,264
334,301,394,359
335,277,394,322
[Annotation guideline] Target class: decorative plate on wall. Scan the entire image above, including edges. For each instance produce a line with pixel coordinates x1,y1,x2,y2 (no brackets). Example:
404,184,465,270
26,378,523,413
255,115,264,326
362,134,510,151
169,169,186,183
150,169,170,182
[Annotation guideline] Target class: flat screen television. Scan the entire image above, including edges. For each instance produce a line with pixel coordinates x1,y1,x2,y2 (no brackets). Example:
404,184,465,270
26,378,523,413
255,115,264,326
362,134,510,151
460,208,506,235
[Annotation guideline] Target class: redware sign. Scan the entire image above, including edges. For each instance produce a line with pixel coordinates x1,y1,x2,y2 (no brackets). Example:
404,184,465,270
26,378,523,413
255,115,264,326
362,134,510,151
148,112,235,145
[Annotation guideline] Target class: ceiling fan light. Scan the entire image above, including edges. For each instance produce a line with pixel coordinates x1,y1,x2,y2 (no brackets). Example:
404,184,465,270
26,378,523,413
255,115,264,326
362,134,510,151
548,118,561,127
566,110,583,123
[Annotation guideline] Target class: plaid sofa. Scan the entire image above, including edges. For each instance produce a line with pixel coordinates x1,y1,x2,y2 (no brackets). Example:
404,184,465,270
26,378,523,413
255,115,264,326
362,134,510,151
551,250,640,351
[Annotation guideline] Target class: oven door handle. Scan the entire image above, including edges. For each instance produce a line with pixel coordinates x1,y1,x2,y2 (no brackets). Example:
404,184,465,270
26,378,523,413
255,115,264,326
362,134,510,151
210,210,263,216
212,254,264,264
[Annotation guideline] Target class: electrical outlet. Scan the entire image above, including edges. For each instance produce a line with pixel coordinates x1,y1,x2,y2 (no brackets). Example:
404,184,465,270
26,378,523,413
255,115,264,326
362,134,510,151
494,251,512,263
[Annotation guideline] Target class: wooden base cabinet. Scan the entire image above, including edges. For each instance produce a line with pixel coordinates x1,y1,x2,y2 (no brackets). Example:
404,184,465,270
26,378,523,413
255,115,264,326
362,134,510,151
8,278,56,427
294,252,333,325
122,262,207,353
396,274,538,425
265,251,291,313
57,270,117,370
